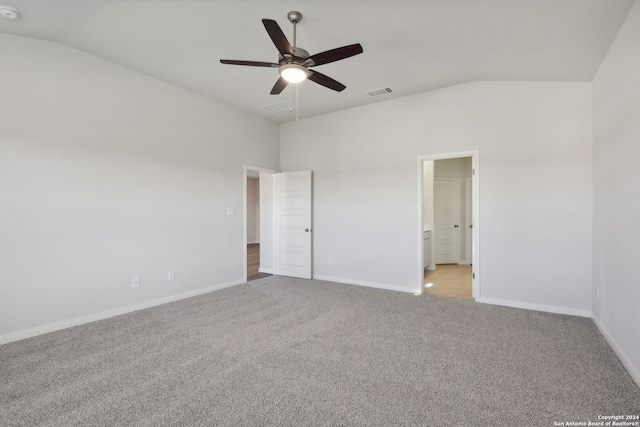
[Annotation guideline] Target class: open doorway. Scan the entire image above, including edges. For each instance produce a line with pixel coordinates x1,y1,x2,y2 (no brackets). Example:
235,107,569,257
418,151,479,299
243,167,314,282
244,166,277,282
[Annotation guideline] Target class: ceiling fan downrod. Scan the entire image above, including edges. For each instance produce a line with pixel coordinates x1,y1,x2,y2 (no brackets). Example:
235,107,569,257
288,11,302,49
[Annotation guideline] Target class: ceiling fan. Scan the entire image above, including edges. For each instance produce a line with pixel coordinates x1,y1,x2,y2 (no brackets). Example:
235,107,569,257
220,11,363,95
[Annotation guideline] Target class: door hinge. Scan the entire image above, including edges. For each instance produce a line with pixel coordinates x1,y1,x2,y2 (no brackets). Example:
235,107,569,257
472,168,475,176
473,272,475,279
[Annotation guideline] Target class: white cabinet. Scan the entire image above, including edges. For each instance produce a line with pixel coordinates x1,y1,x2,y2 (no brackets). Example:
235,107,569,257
423,230,432,269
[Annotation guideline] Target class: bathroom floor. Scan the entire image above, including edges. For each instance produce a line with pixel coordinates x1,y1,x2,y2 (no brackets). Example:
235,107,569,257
424,264,473,299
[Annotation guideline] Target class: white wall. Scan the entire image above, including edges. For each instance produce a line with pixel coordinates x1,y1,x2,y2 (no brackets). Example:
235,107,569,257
0,35,279,342
281,81,593,315
592,0,640,385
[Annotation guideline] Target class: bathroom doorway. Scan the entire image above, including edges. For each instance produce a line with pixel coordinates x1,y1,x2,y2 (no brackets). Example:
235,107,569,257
418,151,479,298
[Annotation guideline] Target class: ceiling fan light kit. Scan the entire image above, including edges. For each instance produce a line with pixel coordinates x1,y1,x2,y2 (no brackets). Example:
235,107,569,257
279,63,309,83
220,11,363,95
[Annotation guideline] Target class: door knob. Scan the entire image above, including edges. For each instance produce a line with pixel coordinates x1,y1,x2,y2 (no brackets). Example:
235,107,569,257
305,228,310,232
454,225,459,228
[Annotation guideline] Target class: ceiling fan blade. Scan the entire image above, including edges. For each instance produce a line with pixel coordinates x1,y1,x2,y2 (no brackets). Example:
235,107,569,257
307,43,363,67
262,19,294,57
308,70,346,92
220,59,279,68
270,77,289,95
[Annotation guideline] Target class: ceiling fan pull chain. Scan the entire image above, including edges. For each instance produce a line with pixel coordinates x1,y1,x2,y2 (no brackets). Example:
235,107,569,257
296,84,299,121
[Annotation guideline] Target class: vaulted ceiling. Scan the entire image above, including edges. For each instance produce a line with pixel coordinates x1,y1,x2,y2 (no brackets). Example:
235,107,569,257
0,0,634,123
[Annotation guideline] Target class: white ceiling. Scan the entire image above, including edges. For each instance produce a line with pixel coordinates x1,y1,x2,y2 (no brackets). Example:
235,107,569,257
0,0,634,123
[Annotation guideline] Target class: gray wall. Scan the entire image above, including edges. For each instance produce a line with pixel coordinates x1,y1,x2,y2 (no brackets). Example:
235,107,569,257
0,34,279,341
592,0,640,386
281,81,593,315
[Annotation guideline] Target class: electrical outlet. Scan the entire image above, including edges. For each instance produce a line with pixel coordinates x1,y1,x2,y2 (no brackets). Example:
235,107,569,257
226,207,234,216
131,277,140,288
327,258,332,266
168,271,175,282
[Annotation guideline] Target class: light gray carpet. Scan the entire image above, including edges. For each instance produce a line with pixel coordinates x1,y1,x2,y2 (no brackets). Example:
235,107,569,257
1,276,639,426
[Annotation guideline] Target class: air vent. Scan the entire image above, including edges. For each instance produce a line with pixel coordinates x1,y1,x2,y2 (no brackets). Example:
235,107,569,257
366,87,395,97
258,101,297,114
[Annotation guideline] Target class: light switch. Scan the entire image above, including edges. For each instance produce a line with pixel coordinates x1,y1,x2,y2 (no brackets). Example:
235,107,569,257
226,207,234,216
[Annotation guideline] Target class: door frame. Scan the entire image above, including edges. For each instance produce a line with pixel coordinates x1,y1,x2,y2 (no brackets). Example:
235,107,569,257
463,177,473,265
417,150,480,297
243,165,278,281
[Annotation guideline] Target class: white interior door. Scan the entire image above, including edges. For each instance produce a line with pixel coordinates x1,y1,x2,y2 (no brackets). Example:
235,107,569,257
275,171,312,279
434,178,460,264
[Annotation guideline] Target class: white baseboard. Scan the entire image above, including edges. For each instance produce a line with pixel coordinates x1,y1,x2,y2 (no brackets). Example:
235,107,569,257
0,279,245,345
591,315,640,389
312,275,418,294
476,296,592,318
258,268,274,274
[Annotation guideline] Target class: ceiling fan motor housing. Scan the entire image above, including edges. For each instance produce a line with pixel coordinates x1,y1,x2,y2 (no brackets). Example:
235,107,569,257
278,47,312,66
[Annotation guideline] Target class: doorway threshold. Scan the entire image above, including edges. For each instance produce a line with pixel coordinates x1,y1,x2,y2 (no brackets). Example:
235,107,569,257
248,272,273,282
